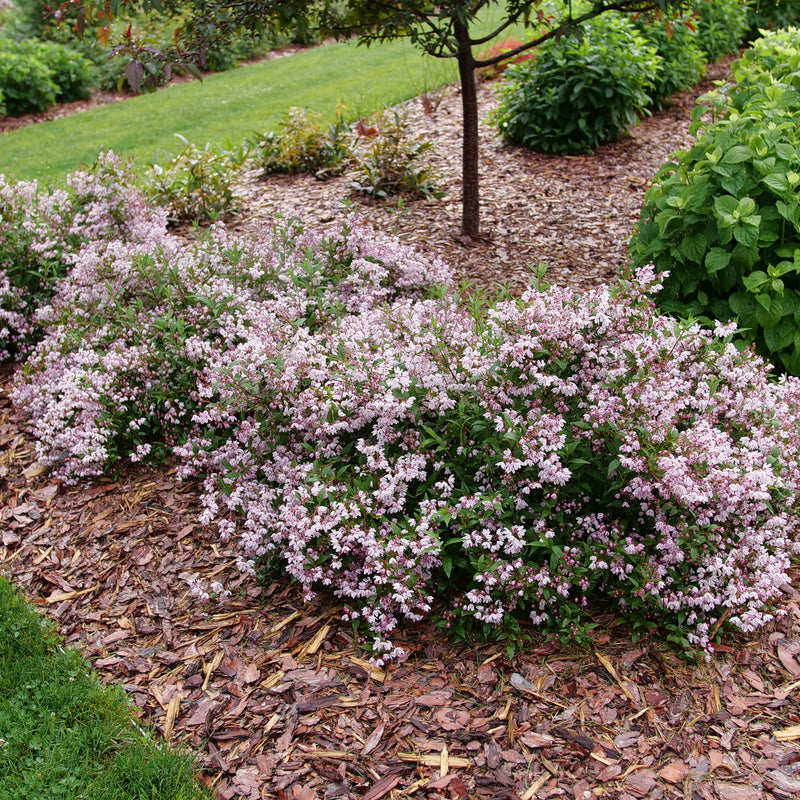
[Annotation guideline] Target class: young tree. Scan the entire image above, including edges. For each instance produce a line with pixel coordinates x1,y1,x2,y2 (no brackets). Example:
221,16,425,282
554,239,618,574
65,0,683,236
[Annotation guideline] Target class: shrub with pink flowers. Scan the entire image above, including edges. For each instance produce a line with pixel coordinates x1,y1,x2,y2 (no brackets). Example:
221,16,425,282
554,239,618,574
0,151,166,359
14,214,452,482
180,268,800,659
9,162,800,660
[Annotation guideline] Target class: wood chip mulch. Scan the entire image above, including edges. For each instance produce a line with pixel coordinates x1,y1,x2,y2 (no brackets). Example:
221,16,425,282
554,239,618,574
3,55,800,800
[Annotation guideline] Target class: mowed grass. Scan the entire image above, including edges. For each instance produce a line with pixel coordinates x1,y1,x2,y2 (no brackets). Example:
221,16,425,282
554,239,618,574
0,7,530,184
0,37,459,183
0,575,209,800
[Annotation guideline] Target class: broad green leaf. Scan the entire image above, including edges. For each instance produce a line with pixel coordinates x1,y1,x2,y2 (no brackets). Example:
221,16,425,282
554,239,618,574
762,173,790,193
705,248,731,274
743,271,769,292
721,146,752,164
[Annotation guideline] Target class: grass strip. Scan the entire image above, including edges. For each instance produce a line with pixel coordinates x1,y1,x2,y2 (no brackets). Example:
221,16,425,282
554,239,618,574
0,37,457,183
0,10,527,184
0,574,209,800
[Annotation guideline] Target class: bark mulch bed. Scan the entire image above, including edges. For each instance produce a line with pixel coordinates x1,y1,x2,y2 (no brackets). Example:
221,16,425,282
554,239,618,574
2,59,800,800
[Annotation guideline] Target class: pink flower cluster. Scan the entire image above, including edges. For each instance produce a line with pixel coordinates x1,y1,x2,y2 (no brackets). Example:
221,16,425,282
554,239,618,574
0,151,167,359
10,160,800,659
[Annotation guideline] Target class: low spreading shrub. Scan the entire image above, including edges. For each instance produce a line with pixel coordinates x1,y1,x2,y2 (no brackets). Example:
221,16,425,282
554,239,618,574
492,13,660,154
349,108,443,201
253,106,352,178
178,267,800,660
11,160,800,663
0,151,167,358
629,27,800,373
633,11,707,106
14,214,452,481
694,0,751,62
143,135,249,224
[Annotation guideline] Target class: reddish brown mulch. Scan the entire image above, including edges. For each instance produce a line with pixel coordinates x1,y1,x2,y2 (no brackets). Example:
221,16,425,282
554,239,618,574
3,58,800,800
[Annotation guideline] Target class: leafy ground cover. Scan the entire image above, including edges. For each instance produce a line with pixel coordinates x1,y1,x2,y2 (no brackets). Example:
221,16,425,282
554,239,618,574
0,574,209,799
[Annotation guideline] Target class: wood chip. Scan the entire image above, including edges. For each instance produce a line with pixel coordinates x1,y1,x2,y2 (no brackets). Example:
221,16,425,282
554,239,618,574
163,695,181,739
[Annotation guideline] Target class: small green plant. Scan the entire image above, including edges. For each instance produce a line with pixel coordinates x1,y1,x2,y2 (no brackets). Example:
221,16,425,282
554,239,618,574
634,10,707,106
143,135,248,224
0,575,210,800
629,27,800,373
350,108,443,200
492,13,660,154
694,0,751,62
253,106,353,178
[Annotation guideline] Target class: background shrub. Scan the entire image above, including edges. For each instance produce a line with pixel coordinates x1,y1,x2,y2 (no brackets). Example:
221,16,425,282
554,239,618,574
694,0,751,62
629,27,800,373
745,0,800,40
492,13,660,154
633,10,707,106
0,48,57,115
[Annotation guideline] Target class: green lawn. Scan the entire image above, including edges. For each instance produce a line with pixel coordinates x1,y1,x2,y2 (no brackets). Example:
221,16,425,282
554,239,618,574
0,37,460,183
0,574,210,800
0,6,532,185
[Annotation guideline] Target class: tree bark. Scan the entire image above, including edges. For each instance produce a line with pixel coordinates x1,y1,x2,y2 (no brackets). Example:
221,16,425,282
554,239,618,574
455,20,480,238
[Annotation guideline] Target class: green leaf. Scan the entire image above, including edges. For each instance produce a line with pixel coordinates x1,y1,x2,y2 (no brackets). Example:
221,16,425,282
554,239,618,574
705,248,730,274
721,146,751,164
762,173,790,193
743,271,769,292
764,322,795,353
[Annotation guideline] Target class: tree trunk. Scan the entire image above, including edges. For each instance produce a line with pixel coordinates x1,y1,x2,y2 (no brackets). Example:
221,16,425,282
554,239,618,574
455,21,480,238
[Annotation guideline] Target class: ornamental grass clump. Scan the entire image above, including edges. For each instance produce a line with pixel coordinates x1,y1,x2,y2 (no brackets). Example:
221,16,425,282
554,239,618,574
180,266,800,660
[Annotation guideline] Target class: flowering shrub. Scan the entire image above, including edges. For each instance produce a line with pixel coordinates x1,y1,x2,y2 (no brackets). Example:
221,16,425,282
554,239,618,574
11,163,800,661
180,267,800,660
15,214,452,481
0,151,166,359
